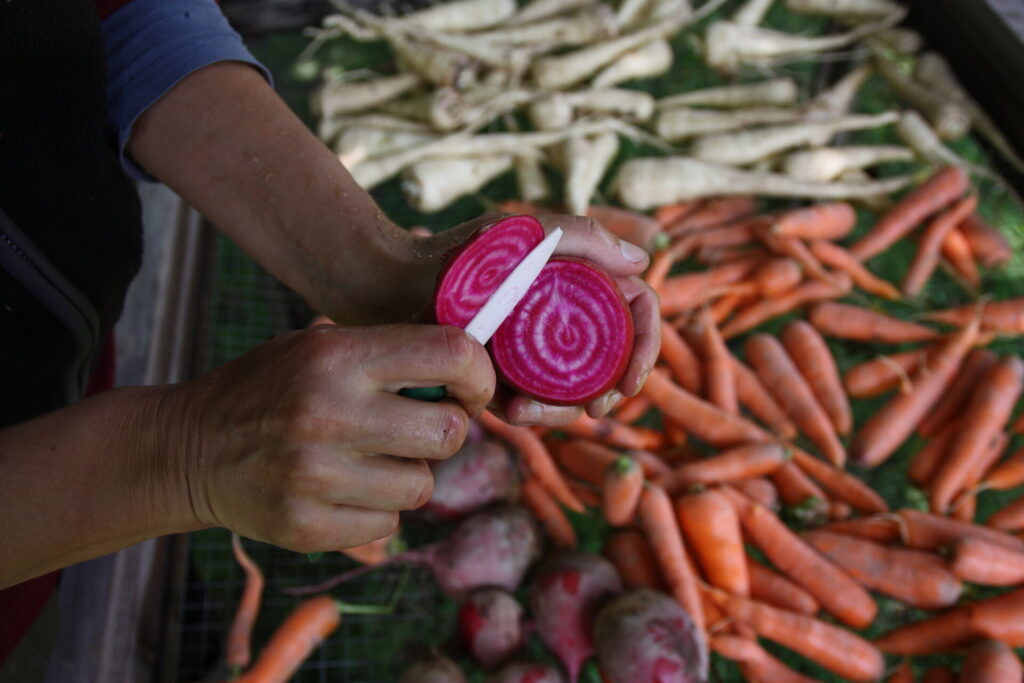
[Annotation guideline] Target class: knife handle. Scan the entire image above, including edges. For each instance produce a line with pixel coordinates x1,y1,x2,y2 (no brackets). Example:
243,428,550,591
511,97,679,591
398,386,447,402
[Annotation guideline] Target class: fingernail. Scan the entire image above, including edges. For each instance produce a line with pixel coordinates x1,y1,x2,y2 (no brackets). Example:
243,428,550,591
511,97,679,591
603,390,624,414
516,400,547,424
620,240,648,263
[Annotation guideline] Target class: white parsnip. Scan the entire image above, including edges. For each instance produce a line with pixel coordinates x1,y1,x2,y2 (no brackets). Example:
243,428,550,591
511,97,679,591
318,113,431,144
704,12,901,73
390,37,479,88
591,39,673,88
612,156,914,208
690,112,899,166
654,107,803,141
732,0,775,26
313,72,421,119
402,155,515,212
657,78,798,110
616,0,652,29
469,5,618,46
781,145,913,182
515,155,552,202
873,54,970,141
785,0,902,18
378,93,436,122
335,125,437,167
381,0,518,32
429,87,535,131
640,0,692,23
506,0,596,26
529,94,574,130
531,9,690,90
895,110,998,181
565,132,620,215
566,88,656,121
803,63,871,120
869,27,922,55
914,51,1024,172
837,168,893,213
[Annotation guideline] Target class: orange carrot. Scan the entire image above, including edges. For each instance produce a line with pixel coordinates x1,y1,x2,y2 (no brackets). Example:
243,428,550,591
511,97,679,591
951,428,1009,520
730,353,798,439
897,508,1024,552
236,595,341,683
801,529,961,609
694,244,769,266
959,212,1012,268
987,496,1024,532
654,199,703,228
874,603,976,655
560,413,664,451
951,489,977,522
228,533,265,672
662,418,689,448
666,195,757,236
949,536,1024,586
969,586,1024,647
758,229,842,288
903,194,979,296
959,640,1023,682
587,204,668,253
752,257,803,297
603,456,644,526
782,320,852,436
771,202,857,241
908,419,961,486
791,448,888,514
549,439,618,486
1014,413,1024,435
641,369,768,447
677,215,764,253
629,449,674,480
521,476,577,549
732,477,779,511
724,491,877,628
659,321,703,394
930,357,1024,513
977,446,1024,492
707,590,884,682
638,485,705,631
809,239,901,300
708,291,746,325
568,480,602,508
644,237,688,291
746,334,846,467
658,257,762,316
746,556,819,616
721,274,853,339
921,667,955,683
710,635,818,683
676,489,748,596
919,348,998,437
843,348,927,399
662,443,788,493
339,529,397,566
694,308,738,415
819,515,901,543
480,412,585,513
612,392,651,424
887,659,915,683
941,226,982,288
603,529,665,590
925,298,1024,334
809,301,940,343
851,312,980,467
850,165,970,260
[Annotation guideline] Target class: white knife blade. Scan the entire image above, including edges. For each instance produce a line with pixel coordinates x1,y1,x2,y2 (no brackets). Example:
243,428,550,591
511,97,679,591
463,227,563,344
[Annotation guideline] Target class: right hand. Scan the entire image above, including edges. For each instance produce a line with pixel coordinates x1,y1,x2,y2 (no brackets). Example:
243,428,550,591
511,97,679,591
162,324,495,553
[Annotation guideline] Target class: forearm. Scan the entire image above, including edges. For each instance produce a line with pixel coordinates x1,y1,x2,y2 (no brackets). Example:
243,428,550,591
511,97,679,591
0,387,200,589
127,62,458,324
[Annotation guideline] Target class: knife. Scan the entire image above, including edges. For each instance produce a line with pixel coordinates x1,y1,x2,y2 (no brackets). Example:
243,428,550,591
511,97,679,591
399,226,564,402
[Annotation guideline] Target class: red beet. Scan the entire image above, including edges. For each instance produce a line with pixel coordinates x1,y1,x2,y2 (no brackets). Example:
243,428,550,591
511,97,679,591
458,588,525,670
435,215,633,405
399,653,467,683
423,440,519,521
484,663,566,683
285,505,541,598
593,589,708,683
528,552,623,683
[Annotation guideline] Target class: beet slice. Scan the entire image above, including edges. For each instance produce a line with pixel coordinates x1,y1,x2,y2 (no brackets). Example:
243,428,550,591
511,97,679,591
491,257,633,405
434,215,633,406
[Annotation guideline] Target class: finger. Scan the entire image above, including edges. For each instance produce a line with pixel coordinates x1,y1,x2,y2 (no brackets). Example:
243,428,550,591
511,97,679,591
540,215,649,277
368,325,496,416
353,391,471,460
585,389,625,419
288,447,434,511
267,500,399,553
501,393,583,426
615,276,661,397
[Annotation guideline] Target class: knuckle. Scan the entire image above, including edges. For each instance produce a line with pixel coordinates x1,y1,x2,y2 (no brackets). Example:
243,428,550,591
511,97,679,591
432,408,468,458
407,461,434,510
439,325,476,372
296,325,343,372
277,394,327,441
275,500,320,552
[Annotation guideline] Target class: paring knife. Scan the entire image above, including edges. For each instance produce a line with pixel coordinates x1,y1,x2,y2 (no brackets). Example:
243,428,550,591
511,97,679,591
399,226,564,402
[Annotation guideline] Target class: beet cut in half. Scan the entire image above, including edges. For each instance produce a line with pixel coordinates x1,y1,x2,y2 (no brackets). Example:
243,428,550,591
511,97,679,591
435,215,633,406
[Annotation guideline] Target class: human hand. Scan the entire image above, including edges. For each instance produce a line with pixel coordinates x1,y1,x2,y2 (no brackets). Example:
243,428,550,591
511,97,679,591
163,324,495,552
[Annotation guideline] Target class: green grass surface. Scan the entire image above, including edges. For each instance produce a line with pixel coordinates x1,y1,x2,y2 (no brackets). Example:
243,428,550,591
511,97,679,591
181,2,1024,681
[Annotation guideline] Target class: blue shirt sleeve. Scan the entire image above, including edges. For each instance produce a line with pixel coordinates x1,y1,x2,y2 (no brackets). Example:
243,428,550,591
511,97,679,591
102,0,274,181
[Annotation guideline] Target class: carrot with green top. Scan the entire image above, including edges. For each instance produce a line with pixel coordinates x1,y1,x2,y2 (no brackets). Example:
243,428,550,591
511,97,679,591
480,411,585,513
603,456,643,526
521,476,577,549
903,194,979,296
919,348,998,437
771,201,857,240
587,204,669,253
809,239,901,300
746,555,819,615
782,320,852,435
707,589,885,682
929,356,1024,513
851,311,981,467
809,301,940,343
721,273,853,339
746,333,846,467
638,484,705,631
850,165,969,260
676,488,749,596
